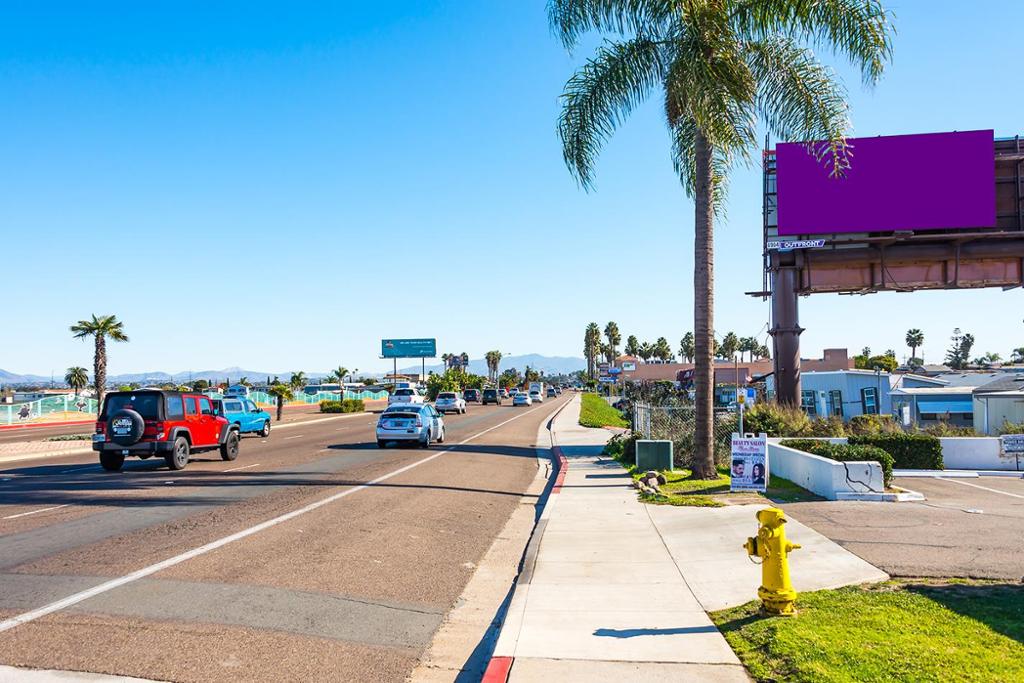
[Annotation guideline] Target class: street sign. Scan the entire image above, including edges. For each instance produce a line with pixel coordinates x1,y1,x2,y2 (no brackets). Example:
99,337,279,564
736,388,756,405
609,367,622,375
598,376,614,383
597,362,610,372
766,239,826,251
729,434,768,493
381,338,437,359
1001,434,1024,453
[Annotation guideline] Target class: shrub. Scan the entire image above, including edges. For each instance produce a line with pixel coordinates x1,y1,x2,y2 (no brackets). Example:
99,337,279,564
726,402,812,438
604,433,638,466
781,439,894,487
998,420,1024,435
319,399,365,414
920,422,977,437
848,414,900,435
808,415,846,437
848,432,943,470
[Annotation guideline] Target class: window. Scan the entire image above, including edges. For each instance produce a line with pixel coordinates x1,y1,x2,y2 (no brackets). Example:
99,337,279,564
828,390,843,418
800,390,817,416
185,397,199,416
166,396,184,419
225,401,243,412
861,387,879,415
103,393,160,420
246,400,258,412
199,397,214,416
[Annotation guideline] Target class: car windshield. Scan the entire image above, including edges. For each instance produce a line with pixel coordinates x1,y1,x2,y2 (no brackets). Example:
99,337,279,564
483,390,496,396
395,389,414,395
103,393,161,420
438,393,456,399
383,411,419,419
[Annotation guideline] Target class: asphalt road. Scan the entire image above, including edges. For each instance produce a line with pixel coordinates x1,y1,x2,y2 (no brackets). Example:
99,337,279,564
0,395,569,682
782,474,1024,580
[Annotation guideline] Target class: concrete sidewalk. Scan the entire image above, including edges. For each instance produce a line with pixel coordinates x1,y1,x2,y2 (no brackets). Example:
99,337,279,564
486,394,887,682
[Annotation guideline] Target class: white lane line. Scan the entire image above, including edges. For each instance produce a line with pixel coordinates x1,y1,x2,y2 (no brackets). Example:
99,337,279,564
0,400,561,634
223,463,260,473
942,477,1024,500
283,435,304,440
335,427,348,431
3,504,71,520
60,465,100,474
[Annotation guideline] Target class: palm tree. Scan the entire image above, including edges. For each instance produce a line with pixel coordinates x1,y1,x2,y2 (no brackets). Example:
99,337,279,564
64,367,89,396
638,341,654,362
652,337,672,362
720,332,740,360
1012,347,1024,364
461,352,470,369
289,371,307,390
905,329,924,363
584,323,602,377
624,335,640,357
679,332,695,363
331,366,350,386
604,322,621,360
69,314,129,407
268,382,294,421
239,376,250,387
485,350,503,381
550,1,893,477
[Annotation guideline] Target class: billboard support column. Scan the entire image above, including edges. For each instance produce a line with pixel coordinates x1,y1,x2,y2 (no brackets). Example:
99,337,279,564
770,261,802,406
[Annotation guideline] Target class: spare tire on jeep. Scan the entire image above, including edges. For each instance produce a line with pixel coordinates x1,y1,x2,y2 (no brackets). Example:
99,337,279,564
108,409,145,446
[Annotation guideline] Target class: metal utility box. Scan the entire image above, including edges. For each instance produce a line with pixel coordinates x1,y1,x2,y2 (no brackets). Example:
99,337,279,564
636,439,673,471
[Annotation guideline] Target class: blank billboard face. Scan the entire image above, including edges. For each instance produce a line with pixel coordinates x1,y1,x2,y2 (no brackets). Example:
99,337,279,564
776,130,995,236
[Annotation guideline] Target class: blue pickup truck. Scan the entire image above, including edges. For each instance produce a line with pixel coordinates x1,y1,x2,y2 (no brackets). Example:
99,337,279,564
213,397,272,437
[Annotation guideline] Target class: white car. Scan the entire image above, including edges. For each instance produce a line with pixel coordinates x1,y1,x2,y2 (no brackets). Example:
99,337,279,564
435,391,467,414
513,393,532,406
529,390,543,403
376,404,445,448
389,387,425,405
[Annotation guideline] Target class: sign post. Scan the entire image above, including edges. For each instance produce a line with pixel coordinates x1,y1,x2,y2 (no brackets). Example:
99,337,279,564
730,433,768,493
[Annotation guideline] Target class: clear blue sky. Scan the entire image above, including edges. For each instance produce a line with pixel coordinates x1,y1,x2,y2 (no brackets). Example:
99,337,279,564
2,1,1022,377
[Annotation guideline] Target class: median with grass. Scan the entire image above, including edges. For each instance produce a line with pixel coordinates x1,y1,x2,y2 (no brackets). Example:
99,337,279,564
711,580,1024,683
579,392,628,429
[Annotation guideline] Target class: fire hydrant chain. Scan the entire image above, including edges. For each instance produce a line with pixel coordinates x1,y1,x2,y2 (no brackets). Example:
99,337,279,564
743,507,801,616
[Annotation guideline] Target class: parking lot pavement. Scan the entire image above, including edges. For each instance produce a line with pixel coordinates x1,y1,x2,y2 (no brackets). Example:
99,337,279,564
780,475,1024,580
0,396,571,682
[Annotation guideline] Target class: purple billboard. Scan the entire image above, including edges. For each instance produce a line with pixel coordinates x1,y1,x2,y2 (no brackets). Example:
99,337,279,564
776,130,995,236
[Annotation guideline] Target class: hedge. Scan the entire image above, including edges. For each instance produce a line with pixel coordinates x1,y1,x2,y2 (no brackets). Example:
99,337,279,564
319,399,366,414
781,439,895,487
848,433,943,470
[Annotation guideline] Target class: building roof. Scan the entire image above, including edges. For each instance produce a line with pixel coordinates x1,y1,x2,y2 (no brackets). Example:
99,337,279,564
973,373,1024,395
891,386,975,396
895,373,949,386
937,372,1020,388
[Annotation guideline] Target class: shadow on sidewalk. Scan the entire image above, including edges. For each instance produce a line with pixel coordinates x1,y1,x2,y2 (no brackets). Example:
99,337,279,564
594,626,720,638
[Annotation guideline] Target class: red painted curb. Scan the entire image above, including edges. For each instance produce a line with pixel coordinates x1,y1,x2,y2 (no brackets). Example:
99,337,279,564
481,655,513,683
0,419,95,432
551,446,568,493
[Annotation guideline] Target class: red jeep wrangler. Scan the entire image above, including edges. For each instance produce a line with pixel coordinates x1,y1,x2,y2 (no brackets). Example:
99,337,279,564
93,390,240,471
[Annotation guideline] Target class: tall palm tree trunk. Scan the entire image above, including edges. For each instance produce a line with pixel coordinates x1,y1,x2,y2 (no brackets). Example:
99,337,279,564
692,130,716,479
277,397,284,421
94,335,107,408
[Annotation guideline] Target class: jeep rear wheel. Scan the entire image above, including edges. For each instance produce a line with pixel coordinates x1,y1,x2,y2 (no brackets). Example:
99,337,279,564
165,437,190,470
220,431,240,461
100,451,125,472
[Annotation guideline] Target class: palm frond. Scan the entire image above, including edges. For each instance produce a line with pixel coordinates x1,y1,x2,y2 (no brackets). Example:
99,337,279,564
557,36,668,188
745,36,850,176
547,0,677,50
731,0,895,85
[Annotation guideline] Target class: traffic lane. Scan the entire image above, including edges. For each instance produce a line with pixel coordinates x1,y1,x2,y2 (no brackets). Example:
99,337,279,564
781,475,1024,580
2,400,562,578
0,411,383,532
0,397,567,683
0,423,94,445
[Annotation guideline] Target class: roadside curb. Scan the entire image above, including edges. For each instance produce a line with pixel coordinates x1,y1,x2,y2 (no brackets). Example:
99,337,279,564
480,396,575,683
0,420,95,432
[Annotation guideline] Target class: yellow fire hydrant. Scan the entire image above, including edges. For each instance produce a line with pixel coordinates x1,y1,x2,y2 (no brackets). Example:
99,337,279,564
744,507,801,616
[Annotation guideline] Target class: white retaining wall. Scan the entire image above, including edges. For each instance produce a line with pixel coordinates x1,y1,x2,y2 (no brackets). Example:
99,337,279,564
938,437,1021,471
767,442,885,501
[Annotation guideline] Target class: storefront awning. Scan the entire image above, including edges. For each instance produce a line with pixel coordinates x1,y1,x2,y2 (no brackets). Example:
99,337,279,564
918,400,973,414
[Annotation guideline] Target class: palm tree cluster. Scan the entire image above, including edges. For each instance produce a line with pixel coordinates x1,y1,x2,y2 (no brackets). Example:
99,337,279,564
441,352,470,370
484,350,504,381
64,367,89,396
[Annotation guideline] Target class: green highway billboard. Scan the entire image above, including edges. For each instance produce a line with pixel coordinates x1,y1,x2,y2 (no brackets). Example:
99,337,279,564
381,338,437,359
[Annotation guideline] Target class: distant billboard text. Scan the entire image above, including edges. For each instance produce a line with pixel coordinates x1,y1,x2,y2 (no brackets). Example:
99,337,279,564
777,130,995,236
381,338,437,359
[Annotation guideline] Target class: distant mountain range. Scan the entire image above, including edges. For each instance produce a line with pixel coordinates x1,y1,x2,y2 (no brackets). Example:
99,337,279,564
0,355,586,386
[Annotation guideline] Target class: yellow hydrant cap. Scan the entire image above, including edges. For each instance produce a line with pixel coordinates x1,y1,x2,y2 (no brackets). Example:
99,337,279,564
756,507,786,527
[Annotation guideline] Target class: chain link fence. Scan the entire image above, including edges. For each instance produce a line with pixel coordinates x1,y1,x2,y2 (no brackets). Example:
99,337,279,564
632,401,736,468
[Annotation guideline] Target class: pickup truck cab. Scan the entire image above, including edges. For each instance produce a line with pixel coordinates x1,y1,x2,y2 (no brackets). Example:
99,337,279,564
213,397,272,437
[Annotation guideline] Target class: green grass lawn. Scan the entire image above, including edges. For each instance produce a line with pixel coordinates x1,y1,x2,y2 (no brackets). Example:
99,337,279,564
579,392,628,429
711,581,1024,683
627,465,818,507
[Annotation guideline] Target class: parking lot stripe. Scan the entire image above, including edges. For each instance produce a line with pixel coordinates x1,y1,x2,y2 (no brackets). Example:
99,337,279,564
0,400,562,634
943,478,1024,500
3,504,70,520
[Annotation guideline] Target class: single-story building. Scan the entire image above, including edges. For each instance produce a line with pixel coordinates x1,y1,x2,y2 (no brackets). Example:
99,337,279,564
767,369,892,421
973,373,1024,434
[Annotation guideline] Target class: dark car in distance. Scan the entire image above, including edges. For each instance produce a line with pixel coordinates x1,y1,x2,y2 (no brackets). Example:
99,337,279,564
482,388,502,405
463,388,482,403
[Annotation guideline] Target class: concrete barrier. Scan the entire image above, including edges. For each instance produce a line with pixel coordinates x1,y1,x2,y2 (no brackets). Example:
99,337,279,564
938,437,1021,471
767,442,886,501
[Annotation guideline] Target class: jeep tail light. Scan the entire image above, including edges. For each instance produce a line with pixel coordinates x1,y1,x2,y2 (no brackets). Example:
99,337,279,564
143,421,166,438
95,421,104,434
